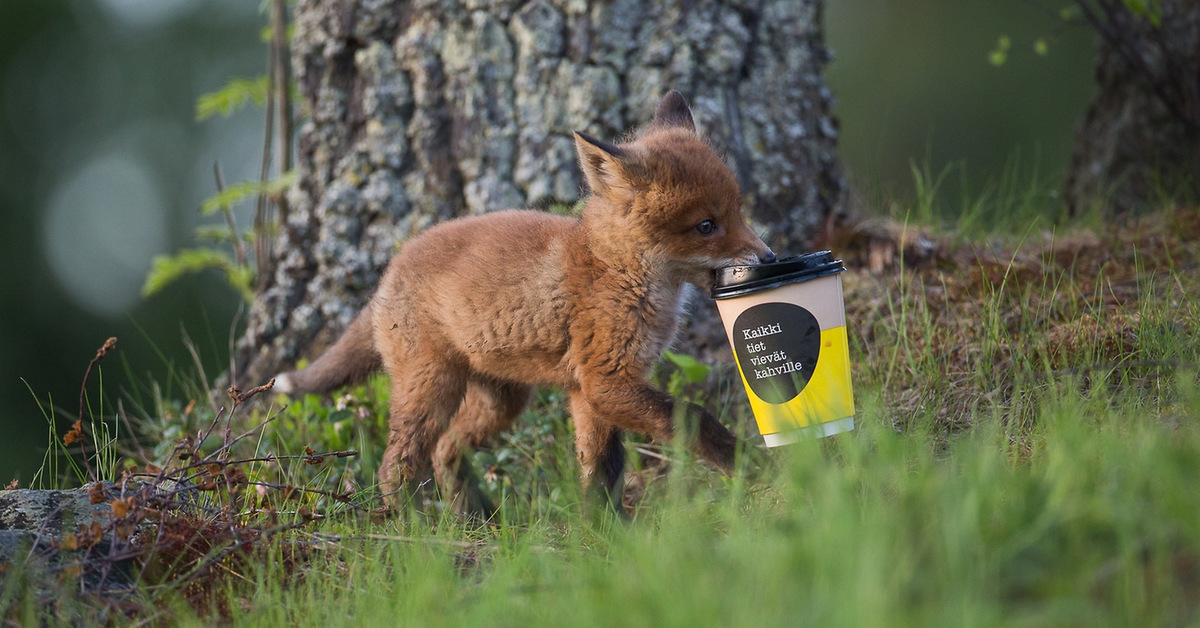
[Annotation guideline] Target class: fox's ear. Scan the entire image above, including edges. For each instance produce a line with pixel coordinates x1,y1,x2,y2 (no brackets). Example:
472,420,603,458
574,131,640,198
652,90,696,132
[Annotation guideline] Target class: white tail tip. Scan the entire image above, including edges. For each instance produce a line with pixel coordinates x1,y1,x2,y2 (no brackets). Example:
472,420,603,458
273,373,294,394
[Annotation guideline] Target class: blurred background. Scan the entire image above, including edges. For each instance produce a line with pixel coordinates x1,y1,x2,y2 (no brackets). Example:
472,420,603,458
0,0,1093,481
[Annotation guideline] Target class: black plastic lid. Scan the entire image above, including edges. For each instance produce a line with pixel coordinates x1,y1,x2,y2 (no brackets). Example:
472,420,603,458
711,250,845,299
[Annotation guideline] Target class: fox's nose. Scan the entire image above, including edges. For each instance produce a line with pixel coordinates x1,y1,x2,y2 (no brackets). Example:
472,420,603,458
759,250,777,264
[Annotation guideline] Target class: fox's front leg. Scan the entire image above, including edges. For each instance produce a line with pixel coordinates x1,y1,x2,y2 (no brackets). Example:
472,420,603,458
576,376,738,477
569,391,627,513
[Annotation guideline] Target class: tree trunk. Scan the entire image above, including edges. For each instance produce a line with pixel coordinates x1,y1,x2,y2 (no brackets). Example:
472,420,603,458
233,0,845,386
1063,0,1200,216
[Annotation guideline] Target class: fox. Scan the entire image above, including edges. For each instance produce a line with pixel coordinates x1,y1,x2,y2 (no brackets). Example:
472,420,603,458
274,90,775,514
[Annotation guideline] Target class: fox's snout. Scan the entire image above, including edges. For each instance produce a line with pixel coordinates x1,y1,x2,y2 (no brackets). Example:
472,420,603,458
722,241,774,269
735,227,775,266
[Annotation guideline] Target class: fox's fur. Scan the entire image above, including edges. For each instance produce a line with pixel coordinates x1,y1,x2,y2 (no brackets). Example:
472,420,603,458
275,91,774,514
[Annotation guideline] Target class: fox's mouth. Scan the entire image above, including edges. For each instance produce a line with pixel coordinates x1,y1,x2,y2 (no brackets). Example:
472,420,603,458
673,253,772,288
724,252,768,268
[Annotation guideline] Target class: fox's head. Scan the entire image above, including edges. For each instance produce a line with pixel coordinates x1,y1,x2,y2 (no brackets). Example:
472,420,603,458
574,90,774,289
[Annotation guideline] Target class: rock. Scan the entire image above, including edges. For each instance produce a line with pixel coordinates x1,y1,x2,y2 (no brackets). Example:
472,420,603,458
0,482,136,592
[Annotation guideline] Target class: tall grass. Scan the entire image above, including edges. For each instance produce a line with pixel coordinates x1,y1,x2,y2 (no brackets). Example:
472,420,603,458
22,363,122,489
154,379,1198,627
880,149,1063,236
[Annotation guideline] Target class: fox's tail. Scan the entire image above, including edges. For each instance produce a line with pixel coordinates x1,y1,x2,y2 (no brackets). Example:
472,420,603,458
274,303,382,395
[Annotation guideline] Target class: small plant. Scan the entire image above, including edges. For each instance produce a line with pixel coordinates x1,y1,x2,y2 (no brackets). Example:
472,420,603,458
142,170,294,303
24,337,123,489
142,0,294,303
7,376,367,624
661,350,715,398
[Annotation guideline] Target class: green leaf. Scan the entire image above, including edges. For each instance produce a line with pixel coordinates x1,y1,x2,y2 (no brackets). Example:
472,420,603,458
1144,0,1162,27
225,266,255,303
1123,0,1163,24
143,249,233,296
662,351,713,384
259,22,296,43
196,76,269,121
266,169,298,194
194,225,237,243
201,180,260,215
142,248,254,302
1033,38,1049,56
199,171,296,215
195,225,255,245
988,36,1011,67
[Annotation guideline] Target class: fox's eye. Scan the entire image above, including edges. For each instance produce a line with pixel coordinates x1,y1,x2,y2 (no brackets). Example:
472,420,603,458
695,220,717,235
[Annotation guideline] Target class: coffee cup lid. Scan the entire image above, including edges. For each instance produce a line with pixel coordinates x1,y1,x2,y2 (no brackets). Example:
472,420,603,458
711,250,845,299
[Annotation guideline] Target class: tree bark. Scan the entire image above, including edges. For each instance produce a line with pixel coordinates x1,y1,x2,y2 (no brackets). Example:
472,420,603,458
233,0,845,386
1064,0,1200,216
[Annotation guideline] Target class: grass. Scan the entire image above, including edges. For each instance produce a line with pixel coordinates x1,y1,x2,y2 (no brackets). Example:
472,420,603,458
8,177,1200,625
32,384,1193,627
22,337,123,489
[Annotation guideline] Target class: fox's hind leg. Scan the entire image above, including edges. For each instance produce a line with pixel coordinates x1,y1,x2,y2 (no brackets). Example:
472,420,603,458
377,351,468,512
432,377,532,517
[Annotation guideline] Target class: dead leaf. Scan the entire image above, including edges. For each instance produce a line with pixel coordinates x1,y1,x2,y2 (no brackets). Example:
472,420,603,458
63,420,84,447
89,482,108,504
76,521,104,548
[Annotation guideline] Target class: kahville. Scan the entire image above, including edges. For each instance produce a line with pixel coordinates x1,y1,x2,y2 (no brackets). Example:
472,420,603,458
275,91,774,514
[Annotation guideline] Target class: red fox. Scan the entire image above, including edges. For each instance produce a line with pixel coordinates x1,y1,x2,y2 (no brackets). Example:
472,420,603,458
275,90,775,514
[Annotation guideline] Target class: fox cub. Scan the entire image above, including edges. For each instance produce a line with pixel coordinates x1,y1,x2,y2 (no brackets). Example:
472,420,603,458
276,90,774,514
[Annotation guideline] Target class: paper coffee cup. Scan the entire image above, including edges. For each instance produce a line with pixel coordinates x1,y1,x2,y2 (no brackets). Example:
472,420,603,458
711,251,855,447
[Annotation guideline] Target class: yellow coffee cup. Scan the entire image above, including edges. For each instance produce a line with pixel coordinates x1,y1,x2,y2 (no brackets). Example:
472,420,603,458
712,251,855,446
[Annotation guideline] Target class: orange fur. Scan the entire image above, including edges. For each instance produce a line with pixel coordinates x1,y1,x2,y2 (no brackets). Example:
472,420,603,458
276,91,774,514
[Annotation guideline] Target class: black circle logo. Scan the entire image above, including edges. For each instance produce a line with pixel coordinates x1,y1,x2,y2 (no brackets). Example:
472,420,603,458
731,302,821,404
